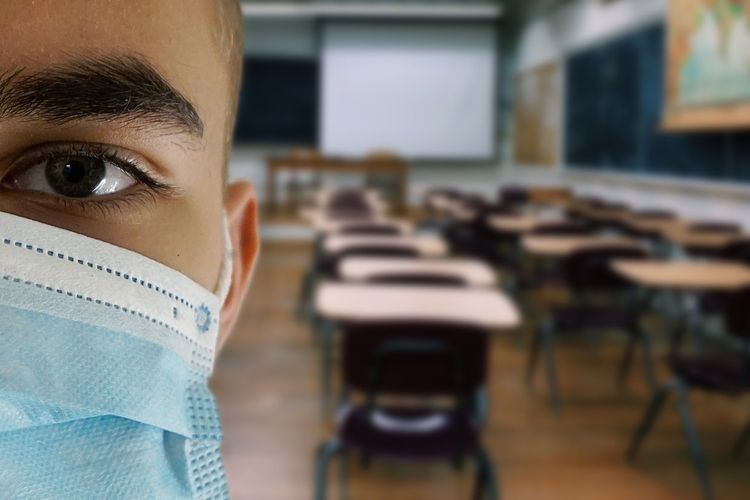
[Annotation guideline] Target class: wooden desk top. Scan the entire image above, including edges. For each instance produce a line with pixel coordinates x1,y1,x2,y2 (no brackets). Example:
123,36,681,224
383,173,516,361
612,260,750,292
428,195,472,218
620,216,682,235
487,214,567,234
323,235,448,257
522,235,643,258
315,282,520,329
338,257,497,287
661,225,745,251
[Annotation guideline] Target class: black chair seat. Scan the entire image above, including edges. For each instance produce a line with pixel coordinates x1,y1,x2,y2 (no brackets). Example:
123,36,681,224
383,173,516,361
552,305,635,332
667,355,750,394
338,405,479,462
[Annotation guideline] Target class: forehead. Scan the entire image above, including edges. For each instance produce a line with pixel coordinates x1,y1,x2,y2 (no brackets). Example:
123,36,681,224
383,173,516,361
0,0,227,127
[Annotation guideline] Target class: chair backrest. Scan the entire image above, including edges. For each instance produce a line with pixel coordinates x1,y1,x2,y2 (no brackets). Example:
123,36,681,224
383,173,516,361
690,222,742,234
325,209,375,221
633,210,676,220
366,273,467,288
721,239,750,265
460,195,489,212
564,247,647,290
722,287,750,341
499,186,530,206
339,224,402,236
327,192,371,212
341,321,489,397
531,222,591,236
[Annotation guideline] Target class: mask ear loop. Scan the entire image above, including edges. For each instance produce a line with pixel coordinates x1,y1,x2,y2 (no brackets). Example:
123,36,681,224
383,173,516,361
214,212,234,305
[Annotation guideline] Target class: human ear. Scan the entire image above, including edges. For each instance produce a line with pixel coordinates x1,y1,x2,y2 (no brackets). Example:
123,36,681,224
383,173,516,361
218,180,259,350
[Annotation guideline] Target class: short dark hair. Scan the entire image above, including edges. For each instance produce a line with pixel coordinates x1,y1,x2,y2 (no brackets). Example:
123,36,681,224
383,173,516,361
215,0,244,181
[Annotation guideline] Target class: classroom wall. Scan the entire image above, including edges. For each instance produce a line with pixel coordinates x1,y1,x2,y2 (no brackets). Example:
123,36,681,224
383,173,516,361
243,18,317,58
232,16,502,206
509,0,750,228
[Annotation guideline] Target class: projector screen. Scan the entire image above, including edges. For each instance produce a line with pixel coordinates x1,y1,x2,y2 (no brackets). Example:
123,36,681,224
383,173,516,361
320,22,498,161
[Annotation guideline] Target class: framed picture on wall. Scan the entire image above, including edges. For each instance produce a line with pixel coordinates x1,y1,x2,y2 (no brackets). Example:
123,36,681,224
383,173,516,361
663,0,750,130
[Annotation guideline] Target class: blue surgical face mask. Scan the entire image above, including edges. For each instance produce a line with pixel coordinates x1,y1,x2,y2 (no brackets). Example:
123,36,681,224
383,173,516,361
0,210,233,499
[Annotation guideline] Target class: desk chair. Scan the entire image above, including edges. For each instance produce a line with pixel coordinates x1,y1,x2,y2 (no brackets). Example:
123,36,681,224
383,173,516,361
621,210,677,239
498,186,530,207
680,222,743,259
314,321,500,500
338,224,403,236
296,219,396,321
525,247,654,415
720,239,750,265
328,246,420,279
628,287,750,500
450,205,521,266
366,273,468,288
516,222,593,290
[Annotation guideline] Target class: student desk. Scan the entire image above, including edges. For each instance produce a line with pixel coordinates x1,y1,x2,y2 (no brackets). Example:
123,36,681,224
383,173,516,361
612,259,750,353
620,215,681,237
426,194,479,221
521,235,644,259
566,201,631,224
660,225,746,255
314,282,521,409
323,235,448,258
338,257,497,287
613,260,750,293
487,214,569,234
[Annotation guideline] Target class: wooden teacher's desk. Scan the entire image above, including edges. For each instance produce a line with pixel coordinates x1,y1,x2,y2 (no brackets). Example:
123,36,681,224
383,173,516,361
266,155,408,214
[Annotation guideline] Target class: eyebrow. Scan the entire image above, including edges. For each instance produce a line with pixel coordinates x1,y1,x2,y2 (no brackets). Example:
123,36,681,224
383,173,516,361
0,54,204,138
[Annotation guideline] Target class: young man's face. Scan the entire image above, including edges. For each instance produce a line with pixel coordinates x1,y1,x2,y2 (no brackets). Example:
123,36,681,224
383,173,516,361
0,1,252,305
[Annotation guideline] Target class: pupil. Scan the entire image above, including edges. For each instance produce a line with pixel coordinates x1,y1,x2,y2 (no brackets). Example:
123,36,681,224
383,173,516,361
45,157,107,198
62,160,87,183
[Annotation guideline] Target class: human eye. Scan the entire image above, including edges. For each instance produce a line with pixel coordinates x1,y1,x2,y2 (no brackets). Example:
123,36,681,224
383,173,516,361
0,142,177,212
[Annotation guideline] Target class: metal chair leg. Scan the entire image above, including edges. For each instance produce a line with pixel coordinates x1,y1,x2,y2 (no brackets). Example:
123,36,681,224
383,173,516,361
525,323,543,387
314,439,343,500
339,449,349,500
674,381,714,500
540,322,561,416
616,336,636,391
472,447,500,500
638,331,658,394
319,320,336,416
297,268,313,320
627,381,672,461
732,416,750,459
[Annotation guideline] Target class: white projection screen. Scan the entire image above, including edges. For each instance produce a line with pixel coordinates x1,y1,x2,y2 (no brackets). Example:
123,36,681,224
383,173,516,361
320,22,498,161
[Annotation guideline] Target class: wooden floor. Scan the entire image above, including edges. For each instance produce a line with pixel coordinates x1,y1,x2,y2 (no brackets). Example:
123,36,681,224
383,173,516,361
213,241,750,500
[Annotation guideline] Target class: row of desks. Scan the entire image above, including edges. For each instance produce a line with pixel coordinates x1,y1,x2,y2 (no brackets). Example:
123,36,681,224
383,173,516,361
307,190,750,414
428,190,749,255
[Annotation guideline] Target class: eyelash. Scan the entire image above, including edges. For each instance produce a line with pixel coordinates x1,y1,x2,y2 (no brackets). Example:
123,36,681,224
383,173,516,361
3,142,179,216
